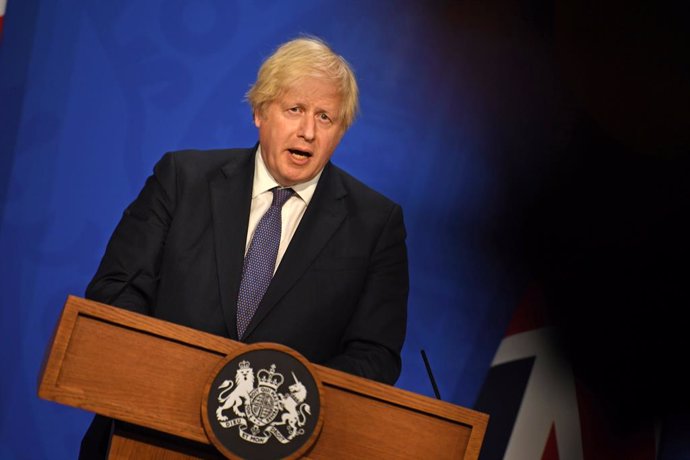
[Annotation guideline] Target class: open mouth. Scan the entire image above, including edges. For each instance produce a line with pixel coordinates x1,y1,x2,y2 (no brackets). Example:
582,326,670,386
288,149,312,158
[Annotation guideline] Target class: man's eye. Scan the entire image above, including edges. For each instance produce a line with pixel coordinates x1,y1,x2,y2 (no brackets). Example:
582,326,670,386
318,113,331,123
288,107,301,114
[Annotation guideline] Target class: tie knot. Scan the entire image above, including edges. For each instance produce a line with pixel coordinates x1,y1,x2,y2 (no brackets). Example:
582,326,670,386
271,187,294,208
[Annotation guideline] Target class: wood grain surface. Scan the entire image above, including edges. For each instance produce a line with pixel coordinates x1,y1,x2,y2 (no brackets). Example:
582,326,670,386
38,296,488,459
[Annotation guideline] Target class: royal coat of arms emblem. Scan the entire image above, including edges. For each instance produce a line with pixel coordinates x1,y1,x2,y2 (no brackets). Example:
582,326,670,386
202,345,323,459
215,360,311,444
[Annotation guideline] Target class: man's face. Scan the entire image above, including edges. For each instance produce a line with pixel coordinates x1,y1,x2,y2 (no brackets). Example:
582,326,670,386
255,76,346,186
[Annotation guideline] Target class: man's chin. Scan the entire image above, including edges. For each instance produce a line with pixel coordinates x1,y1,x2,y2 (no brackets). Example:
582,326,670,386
275,173,305,187
275,166,317,186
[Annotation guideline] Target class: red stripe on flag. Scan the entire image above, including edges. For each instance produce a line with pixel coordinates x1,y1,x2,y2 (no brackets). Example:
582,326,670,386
0,0,4,39
541,424,560,460
504,284,548,337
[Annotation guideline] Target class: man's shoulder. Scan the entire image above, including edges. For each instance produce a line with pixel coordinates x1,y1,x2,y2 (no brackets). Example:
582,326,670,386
164,147,254,169
152,147,255,183
328,163,400,210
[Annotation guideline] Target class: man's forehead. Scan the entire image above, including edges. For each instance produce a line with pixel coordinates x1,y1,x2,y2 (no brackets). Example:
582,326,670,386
284,77,340,95
277,80,342,109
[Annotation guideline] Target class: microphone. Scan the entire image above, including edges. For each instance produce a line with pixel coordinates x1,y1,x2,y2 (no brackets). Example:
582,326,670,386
420,349,442,400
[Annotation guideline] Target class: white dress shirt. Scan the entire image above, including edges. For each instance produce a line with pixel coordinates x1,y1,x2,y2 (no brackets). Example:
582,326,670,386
245,146,322,272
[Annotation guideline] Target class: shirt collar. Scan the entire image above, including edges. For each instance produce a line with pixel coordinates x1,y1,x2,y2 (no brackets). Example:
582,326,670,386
253,145,322,205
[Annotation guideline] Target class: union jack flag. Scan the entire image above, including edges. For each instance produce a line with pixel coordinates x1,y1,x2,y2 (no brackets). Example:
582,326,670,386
475,286,657,460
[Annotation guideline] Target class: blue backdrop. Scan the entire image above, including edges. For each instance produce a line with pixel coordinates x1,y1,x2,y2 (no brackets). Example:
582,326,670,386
2,1,689,459
0,2,520,457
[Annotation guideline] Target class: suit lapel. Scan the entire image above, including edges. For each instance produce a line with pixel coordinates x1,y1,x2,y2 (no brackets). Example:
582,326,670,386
210,148,256,340
242,163,348,339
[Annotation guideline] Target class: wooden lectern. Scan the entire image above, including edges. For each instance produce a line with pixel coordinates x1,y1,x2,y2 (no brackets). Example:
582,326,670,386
38,296,489,459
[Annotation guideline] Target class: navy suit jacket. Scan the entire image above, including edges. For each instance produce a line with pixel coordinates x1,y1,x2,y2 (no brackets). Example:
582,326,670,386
86,146,408,384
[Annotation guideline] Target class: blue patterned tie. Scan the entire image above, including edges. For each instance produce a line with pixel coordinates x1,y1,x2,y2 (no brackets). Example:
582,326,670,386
236,187,294,338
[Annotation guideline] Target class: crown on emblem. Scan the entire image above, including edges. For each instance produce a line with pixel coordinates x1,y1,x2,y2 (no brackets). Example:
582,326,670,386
257,364,284,390
238,360,251,370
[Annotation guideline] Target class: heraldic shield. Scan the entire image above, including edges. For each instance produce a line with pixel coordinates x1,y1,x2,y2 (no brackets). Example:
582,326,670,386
202,343,324,460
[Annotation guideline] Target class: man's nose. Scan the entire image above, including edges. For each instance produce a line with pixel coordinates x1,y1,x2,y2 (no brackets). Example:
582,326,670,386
298,115,315,142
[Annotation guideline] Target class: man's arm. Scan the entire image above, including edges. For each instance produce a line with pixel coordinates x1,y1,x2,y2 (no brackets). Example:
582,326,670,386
325,204,409,385
85,153,177,313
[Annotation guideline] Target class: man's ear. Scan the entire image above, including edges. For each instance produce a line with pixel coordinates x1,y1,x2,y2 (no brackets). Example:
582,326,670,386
253,109,262,128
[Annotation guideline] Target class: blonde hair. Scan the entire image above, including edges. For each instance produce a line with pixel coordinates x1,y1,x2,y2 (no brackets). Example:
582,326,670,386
246,36,359,129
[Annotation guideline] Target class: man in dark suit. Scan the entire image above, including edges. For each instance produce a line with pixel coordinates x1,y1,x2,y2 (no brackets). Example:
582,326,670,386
80,36,408,457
